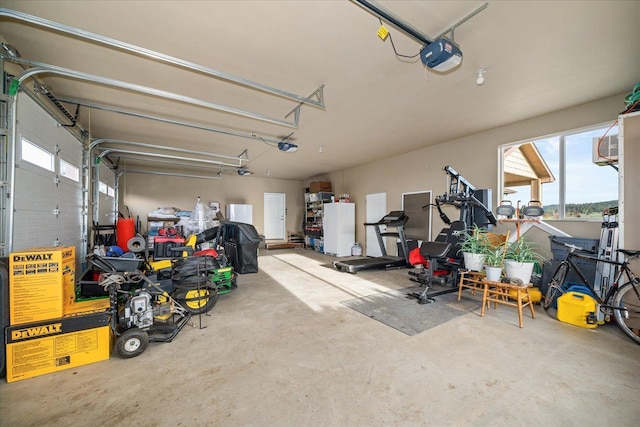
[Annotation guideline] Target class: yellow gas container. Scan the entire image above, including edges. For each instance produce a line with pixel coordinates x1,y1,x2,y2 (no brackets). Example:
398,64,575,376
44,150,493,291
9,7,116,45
557,291,598,329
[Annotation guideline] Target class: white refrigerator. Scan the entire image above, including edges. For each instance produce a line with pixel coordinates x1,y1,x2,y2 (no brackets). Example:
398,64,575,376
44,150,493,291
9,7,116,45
226,204,253,224
323,203,355,257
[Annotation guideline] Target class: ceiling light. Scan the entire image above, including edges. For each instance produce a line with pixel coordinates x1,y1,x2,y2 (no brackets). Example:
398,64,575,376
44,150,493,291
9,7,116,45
237,168,253,176
277,141,298,153
319,145,323,153
476,68,486,85
266,169,271,176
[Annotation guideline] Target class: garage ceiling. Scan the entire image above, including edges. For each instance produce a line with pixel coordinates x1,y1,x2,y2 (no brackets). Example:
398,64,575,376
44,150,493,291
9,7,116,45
1,1,639,180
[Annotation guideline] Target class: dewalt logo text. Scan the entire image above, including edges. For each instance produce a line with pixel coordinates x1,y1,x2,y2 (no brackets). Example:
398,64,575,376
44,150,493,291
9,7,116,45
13,253,53,262
11,323,62,340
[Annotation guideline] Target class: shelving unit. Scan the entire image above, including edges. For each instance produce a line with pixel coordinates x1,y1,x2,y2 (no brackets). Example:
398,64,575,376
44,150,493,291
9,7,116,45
303,192,333,251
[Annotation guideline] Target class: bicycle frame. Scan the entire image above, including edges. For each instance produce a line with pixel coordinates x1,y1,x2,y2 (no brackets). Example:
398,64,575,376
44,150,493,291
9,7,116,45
558,250,636,311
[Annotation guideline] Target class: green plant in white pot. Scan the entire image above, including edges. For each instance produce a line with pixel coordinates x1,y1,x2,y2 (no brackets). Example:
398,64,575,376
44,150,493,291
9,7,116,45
458,225,489,272
504,237,542,285
483,242,507,282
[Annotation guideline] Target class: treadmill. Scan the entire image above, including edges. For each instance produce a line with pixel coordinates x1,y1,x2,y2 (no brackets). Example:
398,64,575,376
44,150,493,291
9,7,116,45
333,211,410,274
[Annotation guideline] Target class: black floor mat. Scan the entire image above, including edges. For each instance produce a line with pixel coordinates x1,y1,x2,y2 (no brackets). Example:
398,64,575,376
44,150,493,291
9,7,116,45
341,285,477,336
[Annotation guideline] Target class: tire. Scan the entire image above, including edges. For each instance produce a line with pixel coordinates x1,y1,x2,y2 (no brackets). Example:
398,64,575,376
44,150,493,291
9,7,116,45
543,264,568,311
173,285,218,314
116,329,149,358
612,282,640,345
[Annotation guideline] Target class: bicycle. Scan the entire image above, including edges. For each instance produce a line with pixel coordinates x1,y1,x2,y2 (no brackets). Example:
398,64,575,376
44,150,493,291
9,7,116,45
543,238,640,345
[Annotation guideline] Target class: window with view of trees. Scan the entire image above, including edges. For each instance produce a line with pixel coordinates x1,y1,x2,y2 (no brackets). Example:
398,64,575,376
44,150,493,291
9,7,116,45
500,123,619,220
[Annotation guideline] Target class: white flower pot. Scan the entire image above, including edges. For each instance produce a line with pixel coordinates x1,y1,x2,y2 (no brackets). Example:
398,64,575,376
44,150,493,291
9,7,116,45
485,265,503,282
504,260,535,284
463,252,485,272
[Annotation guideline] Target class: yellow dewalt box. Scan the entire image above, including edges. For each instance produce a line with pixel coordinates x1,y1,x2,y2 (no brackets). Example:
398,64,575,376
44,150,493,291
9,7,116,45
557,291,598,329
5,312,111,382
9,246,75,325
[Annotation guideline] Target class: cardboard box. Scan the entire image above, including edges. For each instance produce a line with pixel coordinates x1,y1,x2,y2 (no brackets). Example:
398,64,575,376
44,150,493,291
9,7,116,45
63,297,110,317
5,312,111,382
310,181,332,193
9,247,75,325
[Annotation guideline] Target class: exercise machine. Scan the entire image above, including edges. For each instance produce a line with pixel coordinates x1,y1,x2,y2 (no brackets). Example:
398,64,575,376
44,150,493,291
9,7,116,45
433,166,497,230
407,166,496,303
333,211,410,274
407,221,465,303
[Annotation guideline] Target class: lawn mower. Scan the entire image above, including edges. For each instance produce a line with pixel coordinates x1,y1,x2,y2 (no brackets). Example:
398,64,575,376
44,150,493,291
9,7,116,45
145,226,236,314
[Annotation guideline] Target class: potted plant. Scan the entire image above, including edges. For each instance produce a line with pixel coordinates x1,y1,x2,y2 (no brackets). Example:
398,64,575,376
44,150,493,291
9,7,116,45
504,237,543,284
483,242,507,282
458,225,489,272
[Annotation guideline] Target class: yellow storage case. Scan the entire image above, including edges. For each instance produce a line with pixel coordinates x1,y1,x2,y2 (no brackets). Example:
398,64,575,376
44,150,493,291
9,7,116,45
557,291,598,329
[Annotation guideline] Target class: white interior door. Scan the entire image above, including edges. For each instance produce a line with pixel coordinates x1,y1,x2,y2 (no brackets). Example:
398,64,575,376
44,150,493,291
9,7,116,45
365,192,386,257
264,193,285,240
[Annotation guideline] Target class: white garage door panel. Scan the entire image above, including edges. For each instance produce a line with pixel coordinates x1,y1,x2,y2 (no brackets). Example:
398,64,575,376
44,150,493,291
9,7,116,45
13,167,57,211
13,211,60,250
13,170,83,251
13,93,84,261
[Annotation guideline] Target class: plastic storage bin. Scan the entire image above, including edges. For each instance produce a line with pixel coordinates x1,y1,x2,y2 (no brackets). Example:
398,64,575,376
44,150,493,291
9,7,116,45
549,235,599,259
548,236,599,286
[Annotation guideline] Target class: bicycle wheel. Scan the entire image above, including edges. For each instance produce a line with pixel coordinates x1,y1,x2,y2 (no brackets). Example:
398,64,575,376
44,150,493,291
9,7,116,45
543,264,568,311
612,282,640,345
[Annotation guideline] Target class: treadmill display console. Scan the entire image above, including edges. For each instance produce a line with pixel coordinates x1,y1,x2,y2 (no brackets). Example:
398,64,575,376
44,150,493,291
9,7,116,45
381,211,408,223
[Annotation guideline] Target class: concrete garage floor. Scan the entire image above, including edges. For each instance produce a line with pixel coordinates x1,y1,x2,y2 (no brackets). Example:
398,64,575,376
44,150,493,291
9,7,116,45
1,249,639,426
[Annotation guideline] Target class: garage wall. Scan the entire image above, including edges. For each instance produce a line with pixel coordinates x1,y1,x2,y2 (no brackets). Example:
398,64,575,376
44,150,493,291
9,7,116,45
318,93,627,252
122,93,631,250
120,172,304,238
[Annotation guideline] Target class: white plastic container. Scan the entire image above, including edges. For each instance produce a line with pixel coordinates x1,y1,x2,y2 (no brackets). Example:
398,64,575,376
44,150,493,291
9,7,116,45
351,242,362,256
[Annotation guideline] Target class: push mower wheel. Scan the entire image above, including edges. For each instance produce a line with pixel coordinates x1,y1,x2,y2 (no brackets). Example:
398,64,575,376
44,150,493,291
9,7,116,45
173,286,218,314
116,329,149,358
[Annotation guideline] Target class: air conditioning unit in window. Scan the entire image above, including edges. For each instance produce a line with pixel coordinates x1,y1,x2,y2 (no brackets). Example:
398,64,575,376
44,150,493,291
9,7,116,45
592,134,618,166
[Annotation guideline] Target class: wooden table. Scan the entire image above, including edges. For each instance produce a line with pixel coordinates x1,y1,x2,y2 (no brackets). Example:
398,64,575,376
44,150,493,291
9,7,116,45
458,271,536,328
